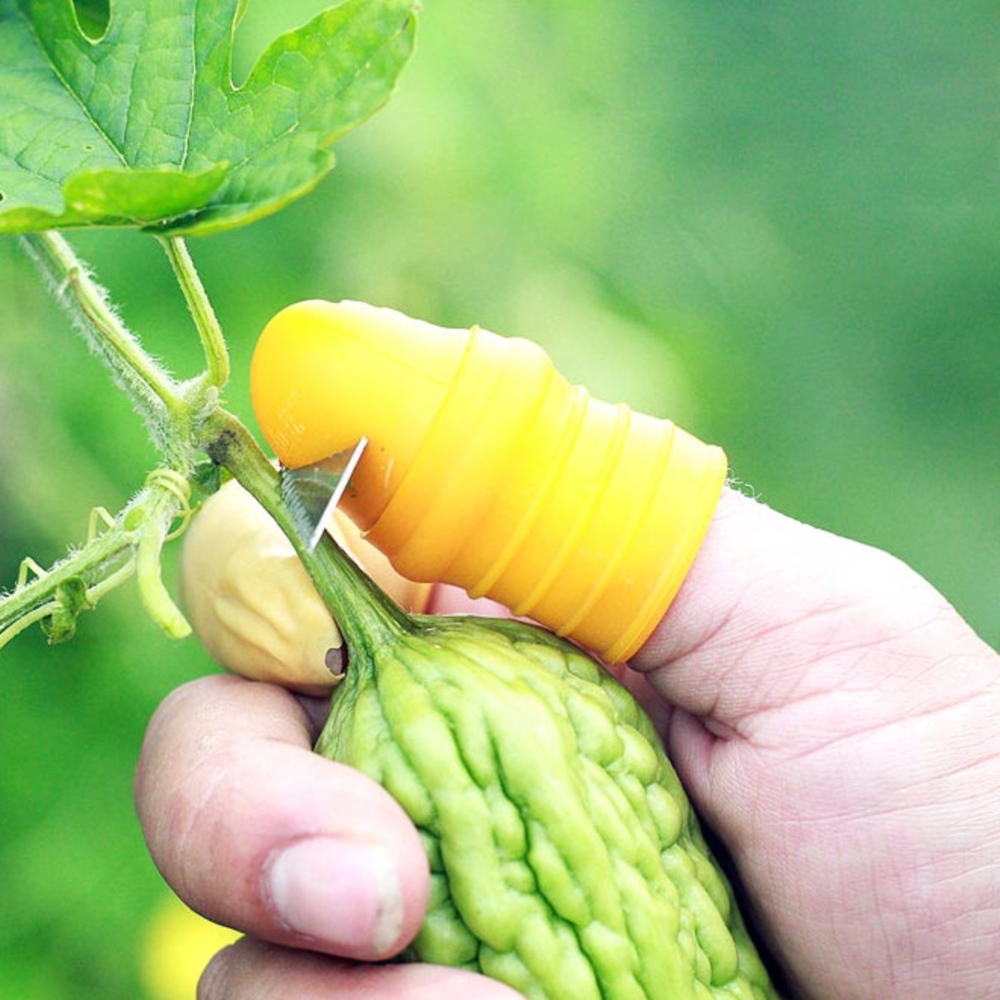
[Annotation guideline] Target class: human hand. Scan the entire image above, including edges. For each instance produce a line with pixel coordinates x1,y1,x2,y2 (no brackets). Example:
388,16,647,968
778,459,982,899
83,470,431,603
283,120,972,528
137,483,1000,999
628,486,1000,997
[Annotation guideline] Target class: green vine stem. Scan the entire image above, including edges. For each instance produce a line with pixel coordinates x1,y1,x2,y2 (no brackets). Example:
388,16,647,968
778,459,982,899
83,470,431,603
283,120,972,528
19,232,184,452
1,233,202,646
0,519,135,649
160,236,230,393
0,466,193,648
2,228,408,654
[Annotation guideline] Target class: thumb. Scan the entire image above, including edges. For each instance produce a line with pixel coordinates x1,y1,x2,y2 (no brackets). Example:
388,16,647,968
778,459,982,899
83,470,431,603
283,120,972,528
250,299,727,664
630,485,994,743
179,476,433,694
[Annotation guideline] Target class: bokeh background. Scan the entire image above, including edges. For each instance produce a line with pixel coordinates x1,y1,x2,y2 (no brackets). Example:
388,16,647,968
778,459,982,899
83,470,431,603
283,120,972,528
2,2,999,996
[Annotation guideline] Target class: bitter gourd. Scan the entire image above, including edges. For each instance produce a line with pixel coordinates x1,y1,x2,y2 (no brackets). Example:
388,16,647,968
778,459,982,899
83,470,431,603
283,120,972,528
315,541,778,1000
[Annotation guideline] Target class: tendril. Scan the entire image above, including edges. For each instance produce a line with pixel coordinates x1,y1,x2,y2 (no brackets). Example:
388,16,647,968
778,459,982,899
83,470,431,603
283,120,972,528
144,467,196,541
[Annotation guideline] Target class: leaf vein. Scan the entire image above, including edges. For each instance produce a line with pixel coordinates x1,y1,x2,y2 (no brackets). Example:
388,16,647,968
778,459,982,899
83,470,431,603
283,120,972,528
222,12,412,178
179,6,197,170
17,4,129,169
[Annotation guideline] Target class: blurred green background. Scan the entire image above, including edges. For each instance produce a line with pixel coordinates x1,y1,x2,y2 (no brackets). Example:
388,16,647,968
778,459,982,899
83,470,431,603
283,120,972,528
2,2,999,996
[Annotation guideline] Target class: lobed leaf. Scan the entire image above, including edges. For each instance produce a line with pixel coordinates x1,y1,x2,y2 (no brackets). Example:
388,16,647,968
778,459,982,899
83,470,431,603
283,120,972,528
0,0,417,235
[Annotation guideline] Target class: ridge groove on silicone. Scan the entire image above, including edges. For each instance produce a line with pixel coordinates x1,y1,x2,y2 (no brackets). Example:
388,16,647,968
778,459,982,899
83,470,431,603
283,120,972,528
559,419,678,641
467,381,589,600
367,329,556,581
604,442,727,663
512,399,632,624
364,325,502,568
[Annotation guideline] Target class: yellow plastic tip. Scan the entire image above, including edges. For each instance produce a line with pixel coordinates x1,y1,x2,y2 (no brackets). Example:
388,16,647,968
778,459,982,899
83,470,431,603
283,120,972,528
251,299,727,663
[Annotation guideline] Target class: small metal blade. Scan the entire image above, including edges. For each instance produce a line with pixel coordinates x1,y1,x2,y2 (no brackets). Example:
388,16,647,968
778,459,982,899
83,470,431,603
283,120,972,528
280,438,368,552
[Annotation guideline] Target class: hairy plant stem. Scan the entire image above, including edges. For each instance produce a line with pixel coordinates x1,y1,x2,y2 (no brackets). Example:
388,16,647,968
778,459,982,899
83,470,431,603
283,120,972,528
159,236,230,391
19,232,182,441
3,229,401,653
0,519,135,648
0,467,193,648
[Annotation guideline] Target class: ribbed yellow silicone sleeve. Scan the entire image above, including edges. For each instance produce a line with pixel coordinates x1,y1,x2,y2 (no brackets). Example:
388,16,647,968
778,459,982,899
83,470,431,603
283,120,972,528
250,300,727,662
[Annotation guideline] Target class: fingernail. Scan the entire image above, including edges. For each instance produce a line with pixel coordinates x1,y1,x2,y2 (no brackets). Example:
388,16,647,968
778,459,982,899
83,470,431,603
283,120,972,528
263,838,403,954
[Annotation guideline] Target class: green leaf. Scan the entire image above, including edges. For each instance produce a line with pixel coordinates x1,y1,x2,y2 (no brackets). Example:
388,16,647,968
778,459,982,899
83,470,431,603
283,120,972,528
0,0,417,235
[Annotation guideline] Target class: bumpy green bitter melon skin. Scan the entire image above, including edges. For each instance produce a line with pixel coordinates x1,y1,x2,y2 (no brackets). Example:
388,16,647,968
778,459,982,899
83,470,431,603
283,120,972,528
315,616,777,1000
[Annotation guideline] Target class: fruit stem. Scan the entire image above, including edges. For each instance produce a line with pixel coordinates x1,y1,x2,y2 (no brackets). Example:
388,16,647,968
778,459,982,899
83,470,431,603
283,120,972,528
200,409,412,658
